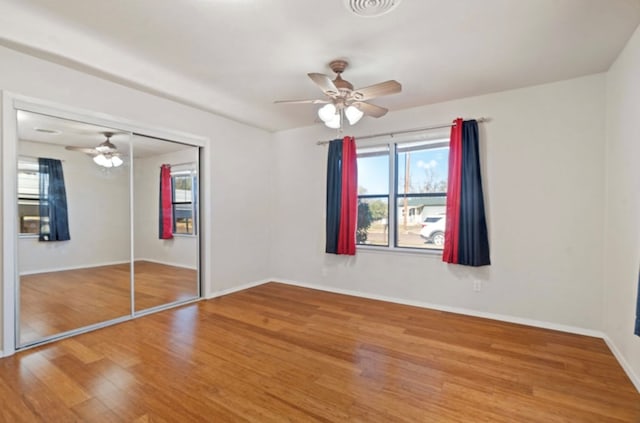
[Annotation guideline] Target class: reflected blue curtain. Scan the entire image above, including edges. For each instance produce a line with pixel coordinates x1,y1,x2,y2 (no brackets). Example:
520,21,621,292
192,173,198,235
38,158,70,241
635,269,639,336
325,139,342,253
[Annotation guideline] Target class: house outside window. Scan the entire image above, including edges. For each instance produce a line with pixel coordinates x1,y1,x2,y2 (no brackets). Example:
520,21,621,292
171,166,197,235
356,138,449,251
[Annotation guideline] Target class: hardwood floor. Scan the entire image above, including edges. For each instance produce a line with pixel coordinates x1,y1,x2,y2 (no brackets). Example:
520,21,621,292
19,261,198,344
2,282,639,422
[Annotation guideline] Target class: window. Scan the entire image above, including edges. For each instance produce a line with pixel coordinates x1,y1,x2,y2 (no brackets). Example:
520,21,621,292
356,139,449,251
171,167,197,235
18,158,41,235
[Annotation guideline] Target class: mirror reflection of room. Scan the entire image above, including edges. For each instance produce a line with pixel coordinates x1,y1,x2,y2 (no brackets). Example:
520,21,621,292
17,111,132,345
132,134,199,312
16,112,201,347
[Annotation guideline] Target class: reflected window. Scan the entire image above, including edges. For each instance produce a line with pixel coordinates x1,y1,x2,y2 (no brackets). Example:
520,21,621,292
171,166,197,235
17,157,41,235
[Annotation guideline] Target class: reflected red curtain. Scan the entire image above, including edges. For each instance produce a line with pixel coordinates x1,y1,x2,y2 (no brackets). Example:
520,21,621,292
159,164,173,239
443,118,462,263
337,136,357,255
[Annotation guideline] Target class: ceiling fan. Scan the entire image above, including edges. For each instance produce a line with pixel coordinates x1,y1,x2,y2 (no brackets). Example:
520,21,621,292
65,131,124,168
275,59,402,128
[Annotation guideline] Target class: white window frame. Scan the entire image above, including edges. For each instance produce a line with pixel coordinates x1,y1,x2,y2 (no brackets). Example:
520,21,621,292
17,157,41,237
356,136,449,255
170,166,198,236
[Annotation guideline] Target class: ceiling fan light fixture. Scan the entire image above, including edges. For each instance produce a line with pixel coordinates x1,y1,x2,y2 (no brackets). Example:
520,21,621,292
324,113,341,129
93,154,103,166
345,105,364,125
93,154,110,167
111,156,123,167
93,153,122,168
318,103,337,122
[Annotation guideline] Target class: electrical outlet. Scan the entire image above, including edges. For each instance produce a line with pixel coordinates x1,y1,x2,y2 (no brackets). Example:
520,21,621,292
473,280,482,292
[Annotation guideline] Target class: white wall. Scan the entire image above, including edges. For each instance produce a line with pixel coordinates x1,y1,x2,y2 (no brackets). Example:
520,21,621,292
0,45,273,351
18,140,130,274
604,25,640,388
271,74,606,331
133,143,198,269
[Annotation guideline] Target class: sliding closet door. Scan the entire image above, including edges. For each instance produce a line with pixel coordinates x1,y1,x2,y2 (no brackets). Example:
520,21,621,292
16,110,132,347
132,135,200,313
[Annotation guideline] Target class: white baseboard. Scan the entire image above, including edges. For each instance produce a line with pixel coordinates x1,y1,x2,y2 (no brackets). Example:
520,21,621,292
205,279,273,300
272,278,603,338
19,260,130,276
20,259,198,276
602,335,640,393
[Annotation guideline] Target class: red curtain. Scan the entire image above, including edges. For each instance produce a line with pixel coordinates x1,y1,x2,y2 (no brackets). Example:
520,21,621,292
337,136,357,255
159,164,173,239
443,118,463,263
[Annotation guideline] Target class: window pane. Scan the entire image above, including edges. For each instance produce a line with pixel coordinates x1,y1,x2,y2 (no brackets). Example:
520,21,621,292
18,200,40,234
356,197,388,246
396,195,447,250
357,146,389,196
18,159,41,234
173,204,193,234
397,143,449,194
173,175,192,202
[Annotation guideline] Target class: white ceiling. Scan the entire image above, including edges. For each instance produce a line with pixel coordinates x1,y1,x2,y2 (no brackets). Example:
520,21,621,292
17,110,194,158
2,0,639,132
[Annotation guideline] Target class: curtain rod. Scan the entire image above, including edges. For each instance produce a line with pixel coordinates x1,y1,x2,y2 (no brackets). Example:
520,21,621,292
160,161,197,168
19,154,65,162
316,117,489,145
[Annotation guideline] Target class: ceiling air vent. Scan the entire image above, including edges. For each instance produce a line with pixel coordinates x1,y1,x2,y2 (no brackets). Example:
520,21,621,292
344,0,402,17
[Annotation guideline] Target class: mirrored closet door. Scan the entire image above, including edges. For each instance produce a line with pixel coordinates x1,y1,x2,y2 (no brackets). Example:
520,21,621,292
17,111,133,346
132,134,200,313
15,110,201,348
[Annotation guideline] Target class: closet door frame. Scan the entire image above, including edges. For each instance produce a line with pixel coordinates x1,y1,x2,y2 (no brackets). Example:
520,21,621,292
1,92,210,356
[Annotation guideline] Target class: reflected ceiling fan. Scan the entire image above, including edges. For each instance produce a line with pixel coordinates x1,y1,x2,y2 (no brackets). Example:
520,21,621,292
65,131,124,168
275,59,402,128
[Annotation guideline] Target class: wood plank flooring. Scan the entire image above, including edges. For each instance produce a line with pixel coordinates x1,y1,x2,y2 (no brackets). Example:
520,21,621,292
20,261,198,344
1,282,639,422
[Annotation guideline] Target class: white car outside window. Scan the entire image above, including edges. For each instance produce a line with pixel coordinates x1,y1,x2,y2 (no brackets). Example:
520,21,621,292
419,215,446,246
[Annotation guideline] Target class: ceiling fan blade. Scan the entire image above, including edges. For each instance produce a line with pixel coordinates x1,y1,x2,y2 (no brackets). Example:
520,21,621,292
274,99,330,105
308,73,340,97
352,101,388,118
65,146,99,154
350,80,402,101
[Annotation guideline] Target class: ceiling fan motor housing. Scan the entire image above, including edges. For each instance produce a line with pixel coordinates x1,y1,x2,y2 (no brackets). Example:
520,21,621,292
329,60,354,92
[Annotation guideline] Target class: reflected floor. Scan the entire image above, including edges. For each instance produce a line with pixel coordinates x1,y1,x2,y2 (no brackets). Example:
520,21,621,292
19,261,198,345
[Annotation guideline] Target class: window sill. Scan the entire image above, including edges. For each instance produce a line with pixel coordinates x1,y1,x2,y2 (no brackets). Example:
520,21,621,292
356,244,443,258
19,234,39,239
171,233,197,238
